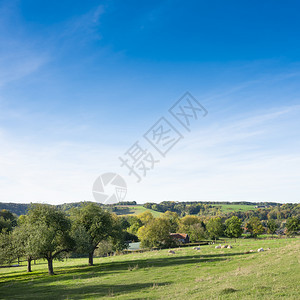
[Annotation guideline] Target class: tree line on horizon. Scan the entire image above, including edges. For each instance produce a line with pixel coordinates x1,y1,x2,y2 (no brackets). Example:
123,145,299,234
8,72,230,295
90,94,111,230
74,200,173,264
143,201,300,221
0,202,299,276
1,200,298,218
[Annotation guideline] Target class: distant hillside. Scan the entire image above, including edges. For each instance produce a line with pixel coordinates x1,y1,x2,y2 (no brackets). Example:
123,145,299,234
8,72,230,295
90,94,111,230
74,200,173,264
0,203,31,216
112,205,162,217
0,200,287,217
0,201,96,216
0,201,161,217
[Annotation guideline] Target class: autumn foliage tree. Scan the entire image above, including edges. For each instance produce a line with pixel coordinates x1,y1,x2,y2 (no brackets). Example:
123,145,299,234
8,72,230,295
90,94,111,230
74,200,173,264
138,218,174,248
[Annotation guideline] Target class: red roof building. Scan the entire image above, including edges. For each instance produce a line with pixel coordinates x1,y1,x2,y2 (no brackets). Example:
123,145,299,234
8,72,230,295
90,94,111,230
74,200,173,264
170,233,190,244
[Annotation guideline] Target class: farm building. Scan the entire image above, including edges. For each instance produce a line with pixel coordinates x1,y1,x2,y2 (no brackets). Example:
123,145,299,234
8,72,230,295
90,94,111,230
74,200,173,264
170,233,190,244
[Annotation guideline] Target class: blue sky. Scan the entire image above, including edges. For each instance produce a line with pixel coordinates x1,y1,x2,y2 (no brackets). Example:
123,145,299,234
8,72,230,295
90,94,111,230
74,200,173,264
0,0,300,204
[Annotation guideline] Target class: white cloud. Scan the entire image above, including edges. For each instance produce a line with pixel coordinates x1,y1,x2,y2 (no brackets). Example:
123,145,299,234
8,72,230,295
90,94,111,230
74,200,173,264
125,105,300,204
0,103,299,204
0,128,121,203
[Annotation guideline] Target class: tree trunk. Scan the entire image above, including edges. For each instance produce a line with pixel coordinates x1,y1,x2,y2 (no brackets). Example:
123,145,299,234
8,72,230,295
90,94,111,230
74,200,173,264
47,258,54,275
88,251,94,266
27,258,32,272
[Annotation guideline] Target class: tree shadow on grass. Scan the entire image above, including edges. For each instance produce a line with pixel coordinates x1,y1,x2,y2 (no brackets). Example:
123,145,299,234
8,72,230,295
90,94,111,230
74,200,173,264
0,251,249,284
0,281,171,300
0,251,253,299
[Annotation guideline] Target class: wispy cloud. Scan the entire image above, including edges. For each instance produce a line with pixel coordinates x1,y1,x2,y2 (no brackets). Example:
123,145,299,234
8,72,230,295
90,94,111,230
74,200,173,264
60,5,105,42
0,125,121,203
126,105,300,203
0,1,49,87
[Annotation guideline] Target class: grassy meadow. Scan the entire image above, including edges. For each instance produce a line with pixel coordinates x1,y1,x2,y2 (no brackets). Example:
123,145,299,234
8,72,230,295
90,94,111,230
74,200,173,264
212,204,257,212
0,237,299,299
113,205,162,217
114,203,258,217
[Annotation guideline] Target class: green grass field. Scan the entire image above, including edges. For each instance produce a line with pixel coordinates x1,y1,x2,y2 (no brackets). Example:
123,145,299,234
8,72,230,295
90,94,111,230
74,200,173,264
0,238,299,299
113,205,162,217
114,203,257,217
213,204,257,212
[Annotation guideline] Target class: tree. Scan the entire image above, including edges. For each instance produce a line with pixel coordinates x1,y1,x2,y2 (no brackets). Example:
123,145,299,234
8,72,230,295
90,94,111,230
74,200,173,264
137,218,174,248
70,203,113,266
188,223,207,242
0,232,15,265
109,214,128,252
161,211,180,233
0,209,17,233
127,216,143,235
225,216,243,241
178,215,206,242
286,217,299,236
137,211,154,225
26,204,74,275
267,219,279,236
206,217,224,240
180,215,203,226
245,217,264,238
12,219,49,272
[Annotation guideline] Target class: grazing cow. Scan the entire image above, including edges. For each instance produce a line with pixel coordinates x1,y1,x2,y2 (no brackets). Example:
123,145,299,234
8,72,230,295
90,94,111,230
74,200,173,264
227,245,232,249
168,250,175,254
257,248,264,252
215,245,221,249
221,245,228,249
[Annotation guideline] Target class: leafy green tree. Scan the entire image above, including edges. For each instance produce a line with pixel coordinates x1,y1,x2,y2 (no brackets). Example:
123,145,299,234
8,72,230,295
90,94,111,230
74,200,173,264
178,215,206,242
161,211,180,233
267,219,279,236
246,217,264,238
225,216,243,241
137,211,154,225
0,209,17,233
127,216,143,235
92,214,128,257
138,218,174,248
0,232,15,265
188,223,207,242
286,217,299,236
110,214,128,252
180,215,202,226
70,203,113,266
206,217,224,240
26,204,74,275
12,220,45,272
